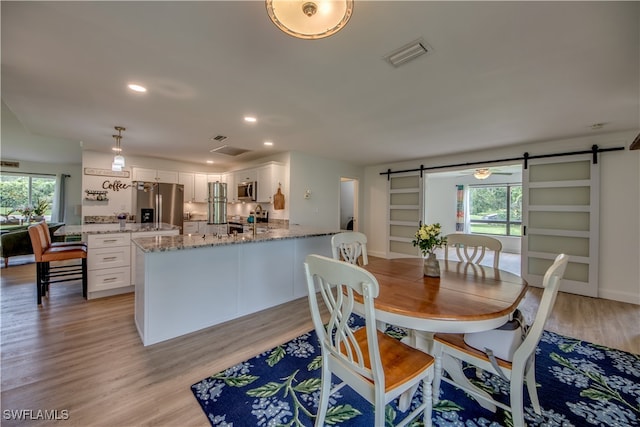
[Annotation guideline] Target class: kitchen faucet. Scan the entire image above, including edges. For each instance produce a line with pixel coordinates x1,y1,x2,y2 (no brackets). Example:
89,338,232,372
252,204,263,236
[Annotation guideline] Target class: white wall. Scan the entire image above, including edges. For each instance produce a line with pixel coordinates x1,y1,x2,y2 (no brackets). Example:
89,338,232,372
363,130,640,304
1,160,83,225
289,151,364,229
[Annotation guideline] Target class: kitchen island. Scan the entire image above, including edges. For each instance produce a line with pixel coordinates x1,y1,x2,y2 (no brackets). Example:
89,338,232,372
131,226,337,346
56,223,180,299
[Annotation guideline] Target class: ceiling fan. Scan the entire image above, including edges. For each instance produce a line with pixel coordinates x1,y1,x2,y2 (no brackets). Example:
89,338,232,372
460,168,514,180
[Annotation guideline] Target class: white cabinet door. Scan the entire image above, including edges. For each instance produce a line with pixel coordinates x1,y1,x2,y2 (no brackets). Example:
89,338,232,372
223,173,236,203
132,168,159,182
257,163,285,203
235,169,257,184
207,174,222,182
156,170,179,184
133,168,179,183
194,174,208,203
179,172,195,202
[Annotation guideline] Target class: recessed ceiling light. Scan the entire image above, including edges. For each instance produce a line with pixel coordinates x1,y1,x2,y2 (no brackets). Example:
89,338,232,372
128,84,147,93
264,141,273,146
244,116,257,123
206,160,214,164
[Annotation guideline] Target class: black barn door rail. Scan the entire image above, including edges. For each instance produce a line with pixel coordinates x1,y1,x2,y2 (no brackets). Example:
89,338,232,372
380,144,626,180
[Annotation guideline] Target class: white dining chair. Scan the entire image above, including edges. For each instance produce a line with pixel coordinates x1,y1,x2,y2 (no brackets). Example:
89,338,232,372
304,254,434,427
444,233,502,268
432,253,569,427
331,231,368,266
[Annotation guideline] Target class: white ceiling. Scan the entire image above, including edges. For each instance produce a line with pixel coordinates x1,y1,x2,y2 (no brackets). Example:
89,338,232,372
1,1,638,169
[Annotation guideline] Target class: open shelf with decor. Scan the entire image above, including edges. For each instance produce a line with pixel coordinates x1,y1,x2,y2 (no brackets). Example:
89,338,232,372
85,190,109,202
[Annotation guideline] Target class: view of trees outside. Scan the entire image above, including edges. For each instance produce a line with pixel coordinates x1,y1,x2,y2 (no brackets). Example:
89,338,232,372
468,184,522,236
0,174,56,223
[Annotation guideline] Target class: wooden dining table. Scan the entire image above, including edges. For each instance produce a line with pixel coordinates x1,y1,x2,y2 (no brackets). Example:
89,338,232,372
356,257,528,411
359,257,528,336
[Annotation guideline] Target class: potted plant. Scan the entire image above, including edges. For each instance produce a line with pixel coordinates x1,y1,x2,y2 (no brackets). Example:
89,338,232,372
32,198,50,221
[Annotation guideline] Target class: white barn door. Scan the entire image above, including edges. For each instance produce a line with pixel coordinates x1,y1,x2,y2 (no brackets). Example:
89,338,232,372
522,154,600,297
387,172,423,258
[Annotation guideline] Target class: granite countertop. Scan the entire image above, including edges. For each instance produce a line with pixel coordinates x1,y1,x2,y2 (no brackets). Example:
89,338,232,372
55,223,180,236
132,225,338,253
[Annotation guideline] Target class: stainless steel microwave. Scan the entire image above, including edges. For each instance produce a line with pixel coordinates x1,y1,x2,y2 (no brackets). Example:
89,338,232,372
237,181,257,201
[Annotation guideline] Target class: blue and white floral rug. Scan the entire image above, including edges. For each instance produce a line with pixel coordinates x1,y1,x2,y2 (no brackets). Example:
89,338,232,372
191,322,640,426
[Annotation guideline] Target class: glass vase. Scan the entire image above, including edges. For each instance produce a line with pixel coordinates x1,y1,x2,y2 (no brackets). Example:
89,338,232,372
423,252,440,277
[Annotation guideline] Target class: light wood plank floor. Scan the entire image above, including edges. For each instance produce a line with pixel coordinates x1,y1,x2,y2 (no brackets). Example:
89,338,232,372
1,259,638,426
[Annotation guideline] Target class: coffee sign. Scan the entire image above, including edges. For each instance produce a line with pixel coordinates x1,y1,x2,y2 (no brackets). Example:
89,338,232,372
102,180,131,192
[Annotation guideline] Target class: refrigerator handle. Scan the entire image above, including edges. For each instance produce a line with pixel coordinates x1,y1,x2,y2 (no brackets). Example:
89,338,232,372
157,194,163,226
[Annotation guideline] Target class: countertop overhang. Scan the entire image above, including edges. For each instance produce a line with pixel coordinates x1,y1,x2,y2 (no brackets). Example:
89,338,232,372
132,226,339,253
55,223,180,236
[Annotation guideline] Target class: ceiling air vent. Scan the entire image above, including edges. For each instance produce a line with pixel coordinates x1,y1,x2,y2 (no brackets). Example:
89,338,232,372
209,145,250,156
383,38,432,68
212,135,227,142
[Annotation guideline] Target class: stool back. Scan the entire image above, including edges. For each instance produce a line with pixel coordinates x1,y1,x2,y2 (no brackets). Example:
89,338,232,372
28,223,49,262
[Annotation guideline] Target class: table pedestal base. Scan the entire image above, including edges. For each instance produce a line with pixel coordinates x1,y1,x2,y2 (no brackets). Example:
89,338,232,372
397,329,496,413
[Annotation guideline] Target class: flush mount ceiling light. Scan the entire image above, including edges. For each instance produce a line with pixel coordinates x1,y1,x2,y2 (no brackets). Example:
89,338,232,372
266,0,354,40
111,126,126,172
127,84,147,93
473,168,492,180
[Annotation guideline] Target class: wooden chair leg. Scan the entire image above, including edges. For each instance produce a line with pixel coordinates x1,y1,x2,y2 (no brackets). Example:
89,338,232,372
43,262,50,296
4,257,8,268
36,262,43,305
82,258,87,299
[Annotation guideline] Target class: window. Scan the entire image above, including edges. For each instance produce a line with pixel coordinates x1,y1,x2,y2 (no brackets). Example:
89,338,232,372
468,184,522,236
0,173,56,223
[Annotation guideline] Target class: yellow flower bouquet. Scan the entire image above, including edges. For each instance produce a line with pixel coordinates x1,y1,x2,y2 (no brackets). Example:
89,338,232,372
412,223,447,256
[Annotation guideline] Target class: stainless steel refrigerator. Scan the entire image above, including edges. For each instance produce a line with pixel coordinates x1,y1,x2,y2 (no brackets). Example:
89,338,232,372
132,181,184,230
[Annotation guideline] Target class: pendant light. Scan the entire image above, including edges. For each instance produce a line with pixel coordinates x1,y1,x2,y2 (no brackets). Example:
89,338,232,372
266,0,354,40
111,126,126,172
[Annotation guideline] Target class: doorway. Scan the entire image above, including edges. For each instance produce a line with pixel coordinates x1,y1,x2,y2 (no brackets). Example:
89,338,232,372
340,178,358,231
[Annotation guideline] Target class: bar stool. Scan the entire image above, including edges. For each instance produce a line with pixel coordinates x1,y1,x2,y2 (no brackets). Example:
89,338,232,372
28,223,87,305
38,221,86,249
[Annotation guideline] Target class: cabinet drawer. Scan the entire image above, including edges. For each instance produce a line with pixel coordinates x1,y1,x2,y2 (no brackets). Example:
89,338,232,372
89,233,131,248
88,246,131,270
88,266,131,292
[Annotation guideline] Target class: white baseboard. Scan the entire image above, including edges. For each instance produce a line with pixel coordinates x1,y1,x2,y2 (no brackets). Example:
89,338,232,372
598,288,640,306
368,250,386,258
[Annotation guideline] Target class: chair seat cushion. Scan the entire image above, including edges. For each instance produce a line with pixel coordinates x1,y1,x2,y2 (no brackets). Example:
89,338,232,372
352,328,434,392
51,241,87,248
434,333,512,369
40,246,87,262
